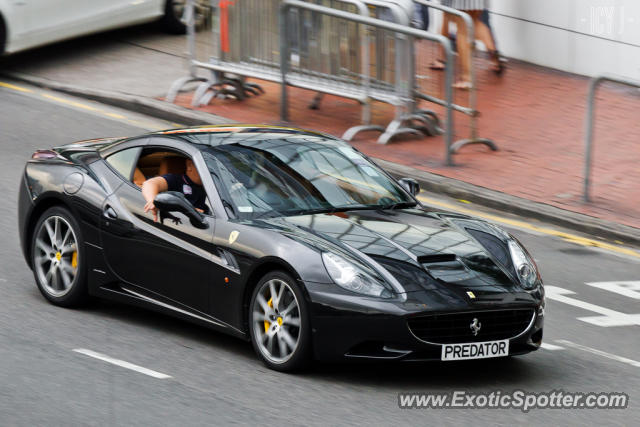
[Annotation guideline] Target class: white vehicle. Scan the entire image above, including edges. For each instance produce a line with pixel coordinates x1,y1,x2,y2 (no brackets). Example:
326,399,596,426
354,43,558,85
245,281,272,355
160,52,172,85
0,0,209,55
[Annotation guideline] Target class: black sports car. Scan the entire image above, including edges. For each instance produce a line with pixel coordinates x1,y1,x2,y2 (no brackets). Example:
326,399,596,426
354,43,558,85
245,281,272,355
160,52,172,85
18,125,544,371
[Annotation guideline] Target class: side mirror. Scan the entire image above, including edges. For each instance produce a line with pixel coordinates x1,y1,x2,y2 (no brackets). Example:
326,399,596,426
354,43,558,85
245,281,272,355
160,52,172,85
154,191,209,229
398,177,420,197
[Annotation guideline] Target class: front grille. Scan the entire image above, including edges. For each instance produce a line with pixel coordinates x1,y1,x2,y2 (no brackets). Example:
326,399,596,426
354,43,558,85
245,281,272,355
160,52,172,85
407,308,535,344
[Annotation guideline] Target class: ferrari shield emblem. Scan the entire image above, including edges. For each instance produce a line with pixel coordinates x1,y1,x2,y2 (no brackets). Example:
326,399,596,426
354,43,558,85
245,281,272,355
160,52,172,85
229,230,239,244
466,291,476,299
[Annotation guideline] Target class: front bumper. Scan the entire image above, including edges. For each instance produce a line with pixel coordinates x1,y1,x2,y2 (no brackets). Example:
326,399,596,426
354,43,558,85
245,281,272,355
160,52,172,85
305,282,544,362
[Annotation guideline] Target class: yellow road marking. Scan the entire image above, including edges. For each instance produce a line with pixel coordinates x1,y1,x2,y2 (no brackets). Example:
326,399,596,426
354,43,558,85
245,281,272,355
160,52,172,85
41,93,99,111
2,81,149,124
0,81,33,93
417,194,640,259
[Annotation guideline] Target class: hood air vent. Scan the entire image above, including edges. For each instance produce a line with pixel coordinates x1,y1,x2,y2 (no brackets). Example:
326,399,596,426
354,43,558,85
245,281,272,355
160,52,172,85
417,254,457,264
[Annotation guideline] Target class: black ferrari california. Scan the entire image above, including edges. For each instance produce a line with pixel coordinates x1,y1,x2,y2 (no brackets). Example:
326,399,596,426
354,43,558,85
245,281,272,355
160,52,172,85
18,125,544,371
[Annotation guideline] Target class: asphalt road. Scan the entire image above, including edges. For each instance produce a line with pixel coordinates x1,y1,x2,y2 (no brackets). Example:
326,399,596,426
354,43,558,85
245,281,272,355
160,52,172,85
0,84,639,426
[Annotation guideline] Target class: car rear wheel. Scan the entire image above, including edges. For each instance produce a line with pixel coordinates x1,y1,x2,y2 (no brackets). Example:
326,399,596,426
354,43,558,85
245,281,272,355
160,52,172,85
249,271,311,371
31,207,88,307
0,14,6,56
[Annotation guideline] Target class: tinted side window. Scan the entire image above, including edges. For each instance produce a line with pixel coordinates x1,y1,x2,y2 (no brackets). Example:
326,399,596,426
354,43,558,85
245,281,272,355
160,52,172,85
106,147,142,181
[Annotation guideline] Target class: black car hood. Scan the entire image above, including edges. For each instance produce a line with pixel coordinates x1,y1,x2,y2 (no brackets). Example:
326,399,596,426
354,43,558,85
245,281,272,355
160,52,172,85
257,208,533,303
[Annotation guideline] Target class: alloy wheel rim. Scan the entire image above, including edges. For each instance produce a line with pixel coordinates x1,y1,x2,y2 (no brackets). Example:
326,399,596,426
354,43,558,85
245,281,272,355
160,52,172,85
252,279,301,364
34,216,78,297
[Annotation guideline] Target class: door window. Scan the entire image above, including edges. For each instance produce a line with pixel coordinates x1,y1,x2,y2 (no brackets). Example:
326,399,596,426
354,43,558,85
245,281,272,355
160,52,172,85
105,147,142,182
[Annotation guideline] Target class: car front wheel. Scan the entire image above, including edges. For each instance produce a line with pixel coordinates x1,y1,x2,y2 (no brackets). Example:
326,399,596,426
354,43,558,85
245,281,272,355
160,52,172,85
249,271,311,371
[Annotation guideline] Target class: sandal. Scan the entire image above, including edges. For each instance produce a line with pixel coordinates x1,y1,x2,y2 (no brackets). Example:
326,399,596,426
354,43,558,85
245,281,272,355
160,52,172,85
429,59,446,70
453,81,472,90
490,50,506,75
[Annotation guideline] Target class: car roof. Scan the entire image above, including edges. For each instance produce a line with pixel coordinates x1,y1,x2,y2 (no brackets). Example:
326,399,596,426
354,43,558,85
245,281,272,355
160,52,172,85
99,124,342,157
151,124,333,142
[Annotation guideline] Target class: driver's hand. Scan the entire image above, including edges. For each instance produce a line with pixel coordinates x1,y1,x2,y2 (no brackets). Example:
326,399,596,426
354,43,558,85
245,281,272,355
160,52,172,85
144,200,158,222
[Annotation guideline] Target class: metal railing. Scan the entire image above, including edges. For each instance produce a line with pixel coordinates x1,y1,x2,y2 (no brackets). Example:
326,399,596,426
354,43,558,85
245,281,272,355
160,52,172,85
167,0,503,165
167,0,446,142
413,0,497,157
583,73,640,202
166,0,211,103
280,0,455,157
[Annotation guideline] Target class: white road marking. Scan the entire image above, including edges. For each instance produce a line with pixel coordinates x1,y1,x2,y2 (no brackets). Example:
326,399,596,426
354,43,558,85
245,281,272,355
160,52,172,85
586,281,640,300
0,278,7,282
555,340,640,369
545,286,640,327
541,343,564,351
73,349,172,379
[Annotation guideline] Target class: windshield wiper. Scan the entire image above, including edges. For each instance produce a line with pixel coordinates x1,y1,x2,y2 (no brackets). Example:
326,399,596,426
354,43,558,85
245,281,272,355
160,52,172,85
285,205,374,216
380,201,418,211
250,209,282,220
285,207,335,216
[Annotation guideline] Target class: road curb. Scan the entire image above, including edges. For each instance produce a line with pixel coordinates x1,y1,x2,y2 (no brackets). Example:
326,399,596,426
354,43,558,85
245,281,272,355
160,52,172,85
2,71,235,126
6,71,640,247
377,158,640,247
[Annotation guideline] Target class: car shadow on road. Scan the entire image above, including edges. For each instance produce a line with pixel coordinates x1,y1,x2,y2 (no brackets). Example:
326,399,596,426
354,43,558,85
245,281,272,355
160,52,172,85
69,296,558,390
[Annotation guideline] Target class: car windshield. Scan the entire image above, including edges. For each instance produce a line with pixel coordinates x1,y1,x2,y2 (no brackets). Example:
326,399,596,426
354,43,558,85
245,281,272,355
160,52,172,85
199,133,415,219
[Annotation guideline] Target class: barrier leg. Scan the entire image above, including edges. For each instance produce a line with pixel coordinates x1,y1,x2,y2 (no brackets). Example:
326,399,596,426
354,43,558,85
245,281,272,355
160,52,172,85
342,124,386,141
450,114,499,153
167,75,209,103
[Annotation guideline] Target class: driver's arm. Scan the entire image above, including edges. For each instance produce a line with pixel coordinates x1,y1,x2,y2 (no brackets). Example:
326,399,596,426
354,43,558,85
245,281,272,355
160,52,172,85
142,176,169,222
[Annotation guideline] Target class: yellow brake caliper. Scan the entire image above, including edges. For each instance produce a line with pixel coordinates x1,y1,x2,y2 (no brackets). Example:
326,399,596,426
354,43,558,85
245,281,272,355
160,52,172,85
71,251,78,269
264,297,273,333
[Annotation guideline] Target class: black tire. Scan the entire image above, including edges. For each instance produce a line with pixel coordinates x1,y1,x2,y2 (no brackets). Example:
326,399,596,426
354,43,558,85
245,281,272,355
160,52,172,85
0,14,6,56
30,206,88,307
162,0,188,34
249,271,312,372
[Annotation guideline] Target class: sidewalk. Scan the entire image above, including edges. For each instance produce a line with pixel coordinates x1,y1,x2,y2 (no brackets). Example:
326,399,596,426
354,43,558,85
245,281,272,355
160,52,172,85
168,56,640,233
2,24,639,238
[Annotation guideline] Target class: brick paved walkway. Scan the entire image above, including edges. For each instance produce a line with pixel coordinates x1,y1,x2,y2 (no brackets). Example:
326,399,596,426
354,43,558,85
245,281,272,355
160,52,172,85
168,57,640,231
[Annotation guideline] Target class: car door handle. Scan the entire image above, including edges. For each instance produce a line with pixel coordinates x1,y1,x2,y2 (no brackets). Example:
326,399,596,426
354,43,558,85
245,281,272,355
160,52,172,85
103,206,118,220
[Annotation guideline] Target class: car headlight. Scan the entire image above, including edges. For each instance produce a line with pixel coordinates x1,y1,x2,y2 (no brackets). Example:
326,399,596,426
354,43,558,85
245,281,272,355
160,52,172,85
322,252,392,298
507,239,539,290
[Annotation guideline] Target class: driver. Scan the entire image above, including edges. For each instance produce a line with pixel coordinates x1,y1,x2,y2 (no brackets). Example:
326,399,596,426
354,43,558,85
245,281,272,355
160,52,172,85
142,158,208,222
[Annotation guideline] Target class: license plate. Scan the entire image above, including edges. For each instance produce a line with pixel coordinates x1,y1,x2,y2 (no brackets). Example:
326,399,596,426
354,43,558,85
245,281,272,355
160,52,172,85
441,340,509,361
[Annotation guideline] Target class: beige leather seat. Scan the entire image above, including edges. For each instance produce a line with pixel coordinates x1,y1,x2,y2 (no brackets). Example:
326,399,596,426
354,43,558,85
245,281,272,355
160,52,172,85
133,168,146,187
158,156,186,176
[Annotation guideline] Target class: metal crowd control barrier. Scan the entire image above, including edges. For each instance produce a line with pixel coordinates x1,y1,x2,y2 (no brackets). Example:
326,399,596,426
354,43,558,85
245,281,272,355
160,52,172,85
297,0,445,143
167,0,470,164
583,73,640,203
281,0,456,161
340,0,421,142
412,0,497,155
185,1,374,113
357,0,444,144
288,0,375,129
166,0,211,103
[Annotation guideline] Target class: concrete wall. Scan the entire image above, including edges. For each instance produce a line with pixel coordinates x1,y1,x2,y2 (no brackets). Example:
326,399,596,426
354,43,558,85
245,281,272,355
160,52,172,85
488,0,640,78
